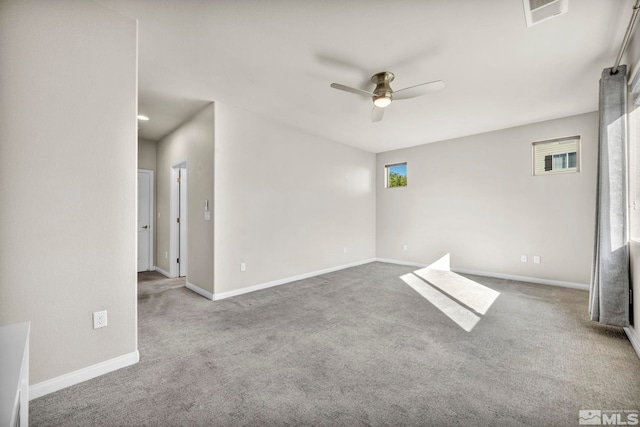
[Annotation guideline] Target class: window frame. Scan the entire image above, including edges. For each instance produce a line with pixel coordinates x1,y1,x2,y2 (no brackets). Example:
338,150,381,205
385,162,408,189
532,136,581,176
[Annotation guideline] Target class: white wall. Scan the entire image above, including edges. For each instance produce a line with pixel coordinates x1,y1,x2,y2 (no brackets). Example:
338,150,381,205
377,112,598,285
214,103,376,295
0,0,138,384
156,104,214,293
626,28,640,351
631,112,640,350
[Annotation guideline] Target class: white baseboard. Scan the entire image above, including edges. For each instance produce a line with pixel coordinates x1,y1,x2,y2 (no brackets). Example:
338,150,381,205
213,258,377,301
624,327,640,360
30,350,139,400
153,266,171,278
453,268,589,291
186,281,214,300
375,258,428,268
375,258,589,291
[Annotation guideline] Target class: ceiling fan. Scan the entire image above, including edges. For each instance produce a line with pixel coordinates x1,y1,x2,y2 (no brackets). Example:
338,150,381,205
330,71,445,122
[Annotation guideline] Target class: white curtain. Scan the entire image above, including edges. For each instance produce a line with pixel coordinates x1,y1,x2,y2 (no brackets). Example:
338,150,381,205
590,65,630,327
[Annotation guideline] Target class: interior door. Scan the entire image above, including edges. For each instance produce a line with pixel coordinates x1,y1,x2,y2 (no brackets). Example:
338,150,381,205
178,168,187,277
137,170,152,272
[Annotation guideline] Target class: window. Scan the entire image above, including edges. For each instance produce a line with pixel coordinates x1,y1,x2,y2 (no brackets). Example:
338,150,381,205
385,163,407,188
532,136,580,176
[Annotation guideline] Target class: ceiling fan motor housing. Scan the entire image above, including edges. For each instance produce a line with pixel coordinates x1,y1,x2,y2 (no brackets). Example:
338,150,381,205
372,71,394,104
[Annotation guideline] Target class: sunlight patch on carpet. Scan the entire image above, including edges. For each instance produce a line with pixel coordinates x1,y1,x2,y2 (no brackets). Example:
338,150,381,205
400,254,500,332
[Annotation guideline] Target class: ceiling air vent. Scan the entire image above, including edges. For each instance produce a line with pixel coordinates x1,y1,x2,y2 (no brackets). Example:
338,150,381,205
523,0,568,27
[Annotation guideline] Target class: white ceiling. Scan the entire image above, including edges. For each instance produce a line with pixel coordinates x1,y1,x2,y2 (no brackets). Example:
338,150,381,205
137,91,210,141
101,0,634,152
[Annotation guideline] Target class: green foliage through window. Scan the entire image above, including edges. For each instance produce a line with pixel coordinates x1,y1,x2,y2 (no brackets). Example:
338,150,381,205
388,172,407,187
386,163,407,188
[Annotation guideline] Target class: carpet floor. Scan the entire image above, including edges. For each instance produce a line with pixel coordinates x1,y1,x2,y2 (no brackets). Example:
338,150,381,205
30,262,640,426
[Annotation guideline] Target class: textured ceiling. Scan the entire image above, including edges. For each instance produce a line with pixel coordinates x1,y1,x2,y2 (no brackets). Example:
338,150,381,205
101,0,634,152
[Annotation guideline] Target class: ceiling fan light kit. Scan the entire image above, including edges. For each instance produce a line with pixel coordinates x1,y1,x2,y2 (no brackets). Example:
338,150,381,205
373,95,392,108
330,70,445,122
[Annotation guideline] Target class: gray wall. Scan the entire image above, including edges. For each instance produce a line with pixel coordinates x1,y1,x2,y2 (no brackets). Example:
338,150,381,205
138,138,157,171
0,0,138,383
376,112,598,285
156,104,215,293
214,103,376,295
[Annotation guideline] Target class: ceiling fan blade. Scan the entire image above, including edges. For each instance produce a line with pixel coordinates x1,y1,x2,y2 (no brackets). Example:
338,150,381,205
371,106,385,122
393,80,445,100
330,83,375,98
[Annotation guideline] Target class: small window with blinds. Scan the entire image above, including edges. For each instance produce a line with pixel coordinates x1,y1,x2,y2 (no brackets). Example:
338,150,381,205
532,136,580,176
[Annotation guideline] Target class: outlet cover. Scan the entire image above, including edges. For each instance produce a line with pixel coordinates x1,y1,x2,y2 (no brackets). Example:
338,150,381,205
521,255,528,262
240,262,246,272
403,244,408,251
93,310,107,329
533,256,541,264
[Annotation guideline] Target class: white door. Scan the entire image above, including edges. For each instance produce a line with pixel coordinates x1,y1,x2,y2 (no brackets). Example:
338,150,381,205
137,170,153,272
171,164,188,278
178,168,187,277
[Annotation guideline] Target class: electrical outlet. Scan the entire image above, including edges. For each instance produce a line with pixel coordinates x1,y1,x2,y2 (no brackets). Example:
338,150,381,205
343,247,347,254
93,310,107,329
533,256,541,264
165,251,168,259
521,255,528,263
240,262,246,272
403,244,408,251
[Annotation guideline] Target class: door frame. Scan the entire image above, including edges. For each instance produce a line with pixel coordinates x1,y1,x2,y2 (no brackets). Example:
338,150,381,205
169,160,187,278
138,169,154,272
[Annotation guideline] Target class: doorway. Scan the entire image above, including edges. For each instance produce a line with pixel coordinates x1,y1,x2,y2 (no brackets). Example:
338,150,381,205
137,169,154,272
170,161,187,278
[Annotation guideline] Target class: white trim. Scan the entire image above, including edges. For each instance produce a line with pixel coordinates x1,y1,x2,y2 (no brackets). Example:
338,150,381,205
375,258,589,290
153,266,171,278
29,350,139,400
186,281,214,300
213,258,377,301
624,327,640,360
